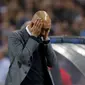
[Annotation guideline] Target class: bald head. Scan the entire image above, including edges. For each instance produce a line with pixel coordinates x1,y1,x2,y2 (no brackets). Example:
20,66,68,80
32,11,51,29
26,11,51,38
32,11,51,24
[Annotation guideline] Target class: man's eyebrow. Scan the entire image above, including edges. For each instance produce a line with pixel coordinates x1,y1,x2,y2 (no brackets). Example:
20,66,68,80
43,28,50,30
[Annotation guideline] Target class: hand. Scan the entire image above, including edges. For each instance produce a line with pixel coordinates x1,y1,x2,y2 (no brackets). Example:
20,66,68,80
41,28,50,40
31,19,43,37
43,30,50,40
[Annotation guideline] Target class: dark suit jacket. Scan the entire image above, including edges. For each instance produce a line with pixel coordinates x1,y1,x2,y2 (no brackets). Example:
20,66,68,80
5,28,62,85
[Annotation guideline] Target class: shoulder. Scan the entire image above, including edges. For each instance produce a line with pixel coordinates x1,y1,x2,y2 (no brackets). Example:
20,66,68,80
8,30,23,40
8,30,20,38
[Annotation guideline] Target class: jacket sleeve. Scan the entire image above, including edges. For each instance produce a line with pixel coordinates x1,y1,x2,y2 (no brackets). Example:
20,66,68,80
8,31,39,65
44,42,58,67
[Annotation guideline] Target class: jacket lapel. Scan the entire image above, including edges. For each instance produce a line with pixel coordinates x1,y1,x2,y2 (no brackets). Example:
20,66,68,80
20,28,30,43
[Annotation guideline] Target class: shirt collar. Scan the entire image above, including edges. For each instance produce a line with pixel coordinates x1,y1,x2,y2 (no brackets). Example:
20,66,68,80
26,26,32,35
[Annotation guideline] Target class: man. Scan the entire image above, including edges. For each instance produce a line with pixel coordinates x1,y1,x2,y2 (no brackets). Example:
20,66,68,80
5,11,62,85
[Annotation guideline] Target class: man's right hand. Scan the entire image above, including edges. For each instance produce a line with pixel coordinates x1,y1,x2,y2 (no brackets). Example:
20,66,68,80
31,19,43,37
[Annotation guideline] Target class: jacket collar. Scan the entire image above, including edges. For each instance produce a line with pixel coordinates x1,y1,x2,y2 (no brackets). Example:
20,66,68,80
20,28,30,43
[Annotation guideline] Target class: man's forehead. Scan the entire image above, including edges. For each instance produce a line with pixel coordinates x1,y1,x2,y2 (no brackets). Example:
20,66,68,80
43,20,51,28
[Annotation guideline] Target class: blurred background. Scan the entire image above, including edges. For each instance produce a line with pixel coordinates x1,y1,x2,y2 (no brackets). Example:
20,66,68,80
1,0,85,85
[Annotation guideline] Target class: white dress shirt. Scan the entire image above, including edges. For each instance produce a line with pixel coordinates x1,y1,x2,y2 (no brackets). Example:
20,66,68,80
26,26,32,35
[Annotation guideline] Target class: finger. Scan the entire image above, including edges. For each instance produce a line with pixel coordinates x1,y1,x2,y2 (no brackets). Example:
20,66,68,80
37,19,43,30
32,19,42,35
36,19,42,27
34,19,38,27
32,20,37,29
39,20,43,29
37,23,42,32
38,23,43,32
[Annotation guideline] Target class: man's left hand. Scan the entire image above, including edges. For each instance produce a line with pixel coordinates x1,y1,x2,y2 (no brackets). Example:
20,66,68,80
43,30,50,40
